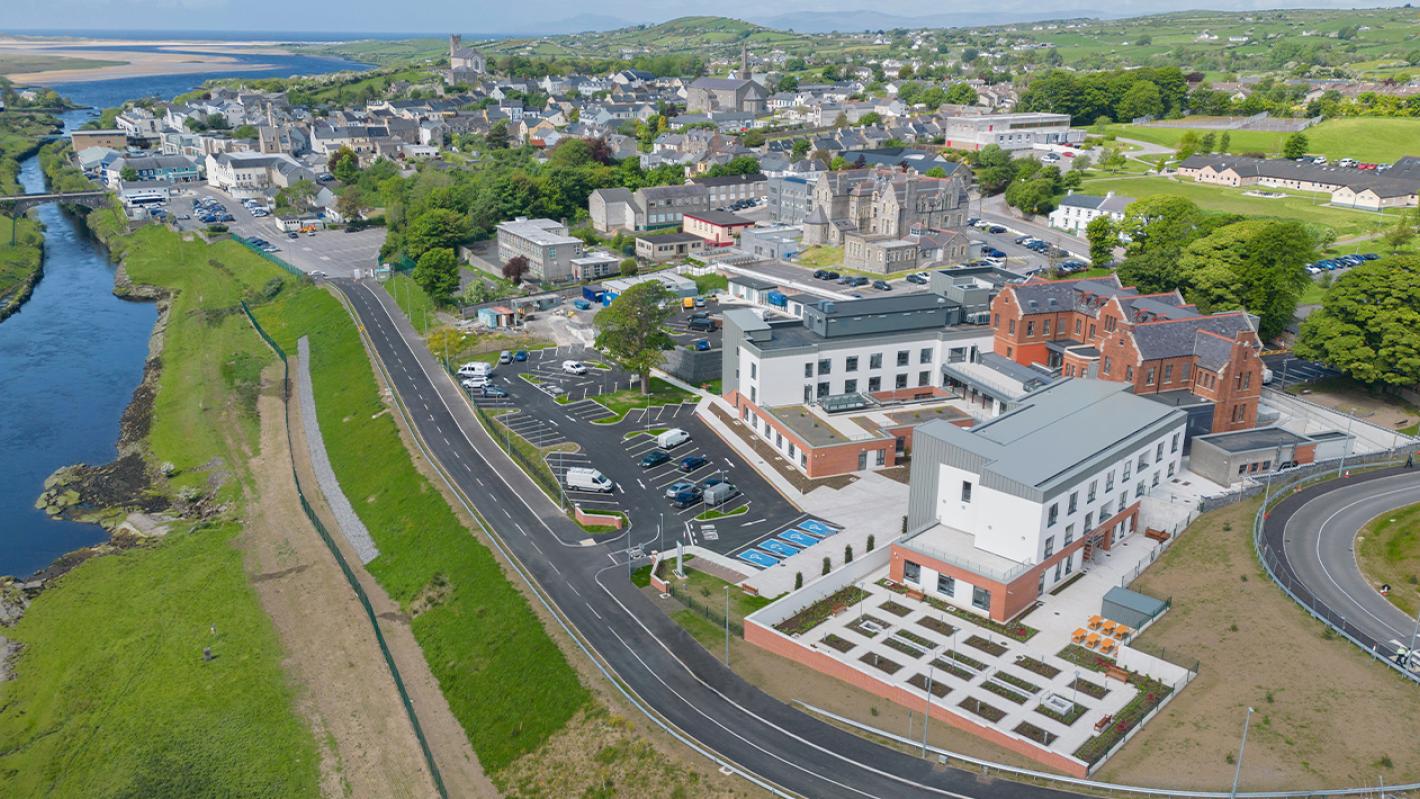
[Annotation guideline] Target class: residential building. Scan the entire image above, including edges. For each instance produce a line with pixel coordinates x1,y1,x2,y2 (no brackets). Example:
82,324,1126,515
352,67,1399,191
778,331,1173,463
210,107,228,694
104,154,201,187
802,166,971,247
690,172,768,206
990,275,1265,435
634,232,706,262
721,295,992,477
114,107,162,140
894,379,1187,621
495,217,584,283
683,210,754,246
205,152,315,197
767,175,815,224
941,112,1081,152
1048,191,1134,235
588,184,711,233
841,225,971,274
1176,154,1419,210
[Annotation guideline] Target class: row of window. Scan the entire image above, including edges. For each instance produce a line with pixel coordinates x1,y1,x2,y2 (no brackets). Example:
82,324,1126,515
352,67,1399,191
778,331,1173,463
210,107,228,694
1000,313,1098,343
807,371,936,399
1044,434,1182,529
902,560,991,611
806,348,934,376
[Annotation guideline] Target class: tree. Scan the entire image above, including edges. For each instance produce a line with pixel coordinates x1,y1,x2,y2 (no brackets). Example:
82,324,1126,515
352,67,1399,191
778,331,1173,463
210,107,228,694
328,146,360,183
1116,195,1210,292
502,254,530,285
857,111,882,126
412,247,459,304
1178,219,1316,340
486,120,509,149
275,178,318,215
619,257,638,276
926,166,947,178
206,112,229,130
404,208,468,260
335,185,365,222
776,74,799,93
1282,132,1309,160
1384,216,1415,251
1072,153,1093,172
592,280,674,394
1086,215,1117,267
790,139,811,161
1218,131,1231,153
1100,147,1127,173
822,556,831,576
942,83,978,106
119,165,138,182
844,544,854,564
1199,132,1216,153
232,124,259,140
794,572,803,590
1117,81,1164,121
973,144,1017,194
1295,256,1420,386
866,534,875,552
1004,178,1058,216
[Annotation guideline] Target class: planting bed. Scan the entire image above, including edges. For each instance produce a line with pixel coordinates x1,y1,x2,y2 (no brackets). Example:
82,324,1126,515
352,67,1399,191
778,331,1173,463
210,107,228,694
774,585,871,636
908,672,951,698
964,634,1008,657
859,651,903,676
821,633,856,653
918,617,956,637
1014,721,1058,747
958,697,1006,723
1014,655,1061,679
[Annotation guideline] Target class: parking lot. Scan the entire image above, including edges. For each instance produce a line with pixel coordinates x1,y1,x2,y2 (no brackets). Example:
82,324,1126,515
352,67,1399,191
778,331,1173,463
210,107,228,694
457,345,810,557
175,185,385,275
663,304,724,349
1262,354,1341,389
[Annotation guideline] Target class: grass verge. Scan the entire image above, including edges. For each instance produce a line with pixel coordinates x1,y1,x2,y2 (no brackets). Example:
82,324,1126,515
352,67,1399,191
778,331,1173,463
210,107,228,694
384,272,437,334
1357,501,1420,618
254,285,589,777
588,378,695,424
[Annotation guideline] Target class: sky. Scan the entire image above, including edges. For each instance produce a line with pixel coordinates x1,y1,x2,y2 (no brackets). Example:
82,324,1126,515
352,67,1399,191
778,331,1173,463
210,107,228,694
3,0,1411,36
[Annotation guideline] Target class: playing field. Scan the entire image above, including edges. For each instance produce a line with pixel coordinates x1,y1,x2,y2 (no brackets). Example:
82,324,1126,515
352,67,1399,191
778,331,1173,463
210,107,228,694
1102,118,1420,164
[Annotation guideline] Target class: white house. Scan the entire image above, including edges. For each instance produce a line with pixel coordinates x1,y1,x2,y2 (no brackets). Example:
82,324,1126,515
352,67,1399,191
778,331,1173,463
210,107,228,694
1048,191,1134,236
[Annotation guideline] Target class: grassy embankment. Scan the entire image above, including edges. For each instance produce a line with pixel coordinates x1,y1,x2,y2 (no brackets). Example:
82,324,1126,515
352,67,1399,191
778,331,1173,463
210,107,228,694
253,285,591,779
0,112,61,319
0,224,321,796
1357,501,1420,618
385,272,437,333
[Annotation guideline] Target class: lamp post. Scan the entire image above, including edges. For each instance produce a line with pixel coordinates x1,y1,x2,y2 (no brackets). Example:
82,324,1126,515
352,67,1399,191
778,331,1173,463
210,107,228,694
1337,410,1357,478
723,585,731,666
921,661,935,756
1230,706,1255,799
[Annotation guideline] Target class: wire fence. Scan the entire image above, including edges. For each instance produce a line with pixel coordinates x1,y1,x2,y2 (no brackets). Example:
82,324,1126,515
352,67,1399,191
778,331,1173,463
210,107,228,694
240,300,449,799
232,235,307,280
668,582,744,637
1251,449,1420,685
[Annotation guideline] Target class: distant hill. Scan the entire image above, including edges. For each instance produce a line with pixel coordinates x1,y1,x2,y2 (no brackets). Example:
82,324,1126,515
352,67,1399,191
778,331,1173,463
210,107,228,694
538,14,632,35
746,10,1111,33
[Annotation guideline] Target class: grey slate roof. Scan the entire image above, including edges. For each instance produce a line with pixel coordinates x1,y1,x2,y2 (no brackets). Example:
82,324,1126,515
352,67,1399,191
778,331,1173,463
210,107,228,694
1192,331,1236,372
1129,313,1256,362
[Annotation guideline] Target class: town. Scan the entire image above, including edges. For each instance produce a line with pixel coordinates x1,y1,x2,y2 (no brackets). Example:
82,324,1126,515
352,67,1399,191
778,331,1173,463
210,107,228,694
3,6,1420,798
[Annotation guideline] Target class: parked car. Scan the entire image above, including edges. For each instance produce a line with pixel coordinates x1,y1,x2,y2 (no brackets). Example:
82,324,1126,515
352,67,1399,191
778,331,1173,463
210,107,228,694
872,280,892,291
847,276,869,287
664,480,696,499
988,225,1007,234
562,360,587,375
639,450,671,468
982,246,1006,259
693,338,711,351
672,486,704,509
514,350,528,361
479,385,509,398
458,361,493,379
499,350,513,364
679,454,709,472
905,273,927,285
812,269,832,280
572,298,591,310
461,376,488,390
687,315,718,332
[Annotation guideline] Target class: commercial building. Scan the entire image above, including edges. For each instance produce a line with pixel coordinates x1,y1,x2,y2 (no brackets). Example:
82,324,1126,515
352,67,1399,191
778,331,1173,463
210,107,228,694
766,175,815,224
1177,154,1420,210
70,129,127,152
589,184,712,233
103,154,202,188
634,231,706,262
1048,191,1134,236
738,224,804,261
721,294,992,477
1188,426,1352,485
690,172,768,206
570,251,621,281
990,275,1264,436
683,210,754,246
205,151,314,197
894,379,1186,621
941,113,1082,152
495,217,584,283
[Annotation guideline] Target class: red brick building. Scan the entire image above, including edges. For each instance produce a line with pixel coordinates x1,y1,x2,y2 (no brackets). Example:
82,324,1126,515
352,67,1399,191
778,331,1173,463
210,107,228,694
990,275,1264,435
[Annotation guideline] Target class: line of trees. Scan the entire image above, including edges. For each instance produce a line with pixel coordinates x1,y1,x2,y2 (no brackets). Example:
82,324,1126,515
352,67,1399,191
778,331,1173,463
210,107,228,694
1018,67,1190,124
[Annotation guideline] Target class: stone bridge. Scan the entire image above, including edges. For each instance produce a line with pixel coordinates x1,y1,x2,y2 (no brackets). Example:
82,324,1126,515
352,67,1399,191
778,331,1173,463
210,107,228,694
0,190,110,216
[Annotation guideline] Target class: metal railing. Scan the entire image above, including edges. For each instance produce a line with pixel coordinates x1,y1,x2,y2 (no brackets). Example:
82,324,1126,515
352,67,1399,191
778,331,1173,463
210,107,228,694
240,300,449,798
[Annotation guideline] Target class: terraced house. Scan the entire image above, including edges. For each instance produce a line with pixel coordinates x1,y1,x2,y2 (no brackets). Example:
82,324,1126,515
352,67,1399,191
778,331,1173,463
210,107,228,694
1176,153,1420,210
990,275,1264,436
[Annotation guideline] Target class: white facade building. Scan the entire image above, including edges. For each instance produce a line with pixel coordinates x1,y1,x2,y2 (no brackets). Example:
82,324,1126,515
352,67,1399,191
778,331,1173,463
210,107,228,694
1048,191,1134,236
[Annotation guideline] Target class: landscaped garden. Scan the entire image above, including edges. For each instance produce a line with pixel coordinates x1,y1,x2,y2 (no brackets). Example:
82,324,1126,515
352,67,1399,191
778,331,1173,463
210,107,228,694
772,585,871,636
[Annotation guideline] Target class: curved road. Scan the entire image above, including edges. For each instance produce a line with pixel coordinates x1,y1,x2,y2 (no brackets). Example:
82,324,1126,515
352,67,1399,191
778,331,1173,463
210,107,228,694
330,278,1078,799
1265,467,1420,661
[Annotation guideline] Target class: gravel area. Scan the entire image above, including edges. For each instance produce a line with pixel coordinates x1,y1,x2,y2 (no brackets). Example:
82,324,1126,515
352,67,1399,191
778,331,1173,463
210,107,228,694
296,336,379,564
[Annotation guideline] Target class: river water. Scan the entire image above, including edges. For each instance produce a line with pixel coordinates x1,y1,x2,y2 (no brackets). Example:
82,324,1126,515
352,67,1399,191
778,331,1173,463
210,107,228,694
0,51,365,578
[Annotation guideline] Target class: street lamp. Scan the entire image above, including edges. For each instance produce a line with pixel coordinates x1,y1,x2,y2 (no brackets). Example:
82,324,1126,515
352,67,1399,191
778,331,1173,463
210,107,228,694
921,661,935,756
723,586,731,666
1336,409,1357,478
1230,706,1255,799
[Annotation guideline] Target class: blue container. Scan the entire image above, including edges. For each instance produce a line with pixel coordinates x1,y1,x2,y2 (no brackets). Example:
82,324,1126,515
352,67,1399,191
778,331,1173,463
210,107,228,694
766,291,787,307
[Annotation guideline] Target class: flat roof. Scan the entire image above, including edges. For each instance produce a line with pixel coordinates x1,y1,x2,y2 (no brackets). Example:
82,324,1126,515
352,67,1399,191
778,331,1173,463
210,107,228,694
685,210,755,227
1194,426,1310,453
637,231,704,244
729,275,779,291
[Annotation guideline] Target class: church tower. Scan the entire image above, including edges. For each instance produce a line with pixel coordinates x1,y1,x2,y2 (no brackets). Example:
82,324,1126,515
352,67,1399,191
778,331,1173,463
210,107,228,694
739,44,750,80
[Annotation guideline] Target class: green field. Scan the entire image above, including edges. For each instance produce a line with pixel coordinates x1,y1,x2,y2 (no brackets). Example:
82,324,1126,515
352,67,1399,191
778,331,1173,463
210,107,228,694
385,272,437,333
1358,502,1420,617
0,523,321,797
1079,174,1403,238
0,214,43,313
1,224,319,796
254,286,589,777
1102,118,1420,164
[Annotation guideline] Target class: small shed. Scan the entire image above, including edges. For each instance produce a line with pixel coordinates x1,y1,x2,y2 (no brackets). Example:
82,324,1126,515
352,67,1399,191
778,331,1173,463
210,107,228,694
1101,586,1168,630
476,305,517,329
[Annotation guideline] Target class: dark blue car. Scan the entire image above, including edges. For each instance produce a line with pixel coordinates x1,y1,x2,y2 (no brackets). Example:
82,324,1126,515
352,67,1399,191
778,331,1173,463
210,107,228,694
679,454,709,472
514,350,528,361
640,450,671,468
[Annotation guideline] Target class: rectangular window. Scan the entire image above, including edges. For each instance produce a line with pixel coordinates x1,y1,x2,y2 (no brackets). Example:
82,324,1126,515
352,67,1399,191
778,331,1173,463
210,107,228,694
817,381,829,398
1064,524,1075,545
750,362,757,379
1138,453,1148,470
917,370,930,387
869,376,881,392
1026,320,1035,337
844,379,858,393
1068,491,1078,514
1043,318,1052,335
1152,471,1161,487
846,356,859,372
1074,318,1082,334
818,358,831,375
896,350,909,367
961,481,972,503
870,353,883,369
1125,365,1134,381
1136,480,1145,498
1044,536,1055,557
1103,356,1112,375
1123,460,1132,480
1180,362,1191,382
993,313,1000,327
1084,512,1093,531
904,560,921,583
919,347,932,364
1087,480,1097,503
1163,364,1173,384
1167,462,1176,477
1171,432,1180,453
804,362,813,378
1243,372,1252,389
1156,442,1165,460
972,586,990,611
1145,367,1156,385
1064,554,1073,575
1047,503,1059,526
895,373,908,389
936,574,955,596
1054,561,1063,581
1105,471,1115,492
1008,319,1017,335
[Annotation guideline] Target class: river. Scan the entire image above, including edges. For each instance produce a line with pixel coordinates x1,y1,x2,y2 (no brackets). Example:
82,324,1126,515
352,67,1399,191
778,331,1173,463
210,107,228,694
0,51,366,578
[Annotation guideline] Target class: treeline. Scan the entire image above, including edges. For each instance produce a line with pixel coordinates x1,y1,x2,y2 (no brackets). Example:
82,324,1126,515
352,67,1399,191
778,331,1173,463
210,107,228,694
1019,67,1190,124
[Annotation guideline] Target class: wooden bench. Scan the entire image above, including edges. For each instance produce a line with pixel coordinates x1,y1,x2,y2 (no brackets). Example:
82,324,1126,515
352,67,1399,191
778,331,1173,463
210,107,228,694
906,589,925,601
1094,714,1113,733
1104,664,1130,683
1145,528,1171,543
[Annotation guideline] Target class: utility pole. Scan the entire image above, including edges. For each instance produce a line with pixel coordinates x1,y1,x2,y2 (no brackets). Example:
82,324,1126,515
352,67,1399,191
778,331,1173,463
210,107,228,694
1230,706,1255,799
723,586,731,666
1337,410,1357,478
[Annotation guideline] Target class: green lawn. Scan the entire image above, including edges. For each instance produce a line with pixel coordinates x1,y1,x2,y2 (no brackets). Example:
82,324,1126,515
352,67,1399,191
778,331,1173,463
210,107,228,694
0,524,321,797
384,272,436,334
589,378,695,424
696,505,748,521
795,245,844,268
668,566,772,622
1100,118,1420,164
0,214,43,314
1079,174,1402,238
692,272,729,294
1357,502,1420,617
254,286,589,777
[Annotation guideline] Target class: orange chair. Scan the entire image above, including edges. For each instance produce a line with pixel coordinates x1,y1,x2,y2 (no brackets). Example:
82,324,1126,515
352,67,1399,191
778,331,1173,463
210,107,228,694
1114,624,1133,641
1087,615,1103,630
1085,633,1102,649
1072,628,1088,644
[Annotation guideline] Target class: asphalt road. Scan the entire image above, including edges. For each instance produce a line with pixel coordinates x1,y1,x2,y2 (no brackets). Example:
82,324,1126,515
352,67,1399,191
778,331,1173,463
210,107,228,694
331,276,1083,799
1265,467,1420,665
1260,354,1340,390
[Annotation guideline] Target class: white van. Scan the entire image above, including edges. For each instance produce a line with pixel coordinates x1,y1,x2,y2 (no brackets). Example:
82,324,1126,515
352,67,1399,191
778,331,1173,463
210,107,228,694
656,428,691,450
565,467,614,493
457,361,493,379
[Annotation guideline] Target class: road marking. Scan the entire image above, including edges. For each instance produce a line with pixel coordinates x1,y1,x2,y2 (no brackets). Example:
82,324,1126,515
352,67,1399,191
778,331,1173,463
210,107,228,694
585,601,603,620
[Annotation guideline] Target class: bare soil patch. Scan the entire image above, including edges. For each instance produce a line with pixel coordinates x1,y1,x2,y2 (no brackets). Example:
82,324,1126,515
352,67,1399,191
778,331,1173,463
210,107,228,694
1286,378,1420,433
241,376,441,799
1099,499,1420,790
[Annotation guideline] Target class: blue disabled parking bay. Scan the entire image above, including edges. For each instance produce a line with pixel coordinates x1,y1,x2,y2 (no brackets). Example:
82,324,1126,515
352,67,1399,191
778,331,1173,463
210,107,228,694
779,530,819,547
759,539,800,558
798,519,837,536
738,549,780,568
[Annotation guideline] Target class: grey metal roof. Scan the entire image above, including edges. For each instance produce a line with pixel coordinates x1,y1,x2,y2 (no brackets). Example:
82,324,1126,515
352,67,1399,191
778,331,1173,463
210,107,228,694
729,275,778,291
914,379,1185,501
1194,425,1309,454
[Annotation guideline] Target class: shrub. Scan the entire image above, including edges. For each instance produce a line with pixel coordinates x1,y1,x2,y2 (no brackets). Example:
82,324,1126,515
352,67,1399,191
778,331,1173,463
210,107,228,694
822,556,831,575
866,534,875,552
844,544,854,563
794,572,803,590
